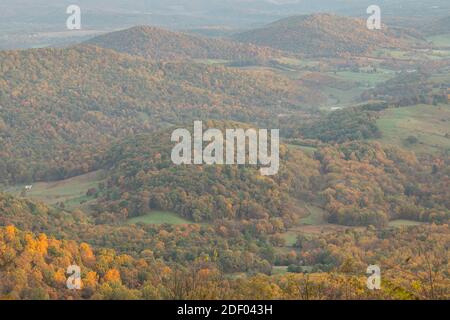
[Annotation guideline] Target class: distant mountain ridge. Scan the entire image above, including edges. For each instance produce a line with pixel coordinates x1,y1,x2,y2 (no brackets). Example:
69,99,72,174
84,25,281,62
233,13,412,57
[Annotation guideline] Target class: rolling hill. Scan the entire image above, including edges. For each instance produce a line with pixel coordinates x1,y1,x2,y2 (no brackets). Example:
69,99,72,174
233,14,412,57
93,123,318,224
84,25,281,62
0,45,309,184
88,123,449,227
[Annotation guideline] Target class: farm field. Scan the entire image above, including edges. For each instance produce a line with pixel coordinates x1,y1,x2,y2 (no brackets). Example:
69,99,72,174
286,144,317,155
2,170,106,209
430,68,450,83
388,220,425,228
193,58,230,65
280,204,329,246
298,205,327,225
375,104,450,155
272,266,289,275
322,86,366,107
328,69,395,87
428,34,450,47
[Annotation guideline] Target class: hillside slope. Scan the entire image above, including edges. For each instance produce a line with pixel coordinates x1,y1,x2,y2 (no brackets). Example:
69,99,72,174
84,26,281,62
233,14,411,57
90,125,449,227
94,123,319,224
0,46,307,184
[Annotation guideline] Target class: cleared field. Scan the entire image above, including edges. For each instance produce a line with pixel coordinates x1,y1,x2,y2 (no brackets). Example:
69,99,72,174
428,50,450,59
272,266,289,275
388,220,425,228
282,231,299,247
3,170,105,209
430,70,450,83
276,57,320,68
127,211,192,225
329,69,395,87
280,204,328,246
193,59,229,65
286,144,317,155
299,205,327,225
428,34,450,47
376,104,450,155
322,86,365,107
374,48,417,60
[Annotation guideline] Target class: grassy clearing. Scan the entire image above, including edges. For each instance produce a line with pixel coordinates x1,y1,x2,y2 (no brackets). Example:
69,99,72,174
428,34,450,47
286,144,317,155
278,204,328,248
322,86,366,106
272,266,289,275
3,170,105,209
374,49,413,60
282,232,299,247
299,205,327,225
430,70,450,84
276,57,320,68
321,69,394,107
376,104,450,155
193,59,230,65
388,220,425,228
272,266,314,275
428,50,450,59
127,211,193,225
329,69,395,87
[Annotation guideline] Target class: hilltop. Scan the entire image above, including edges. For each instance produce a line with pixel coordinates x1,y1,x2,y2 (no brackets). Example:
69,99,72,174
233,14,412,57
84,26,281,62
88,124,449,227
93,124,317,224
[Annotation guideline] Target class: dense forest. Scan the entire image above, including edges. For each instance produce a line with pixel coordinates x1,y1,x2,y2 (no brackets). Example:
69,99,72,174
234,14,413,57
85,26,282,63
1,223,448,300
78,123,449,228
0,10,449,301
0,46,311,184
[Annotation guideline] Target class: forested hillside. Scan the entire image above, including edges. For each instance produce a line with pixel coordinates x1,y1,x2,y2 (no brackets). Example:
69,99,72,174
1,223,448,299
234,14,413,57
0,46,310,184
93,124,318,224
0,10,449,301
81,125,449,227
85,26,282,63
